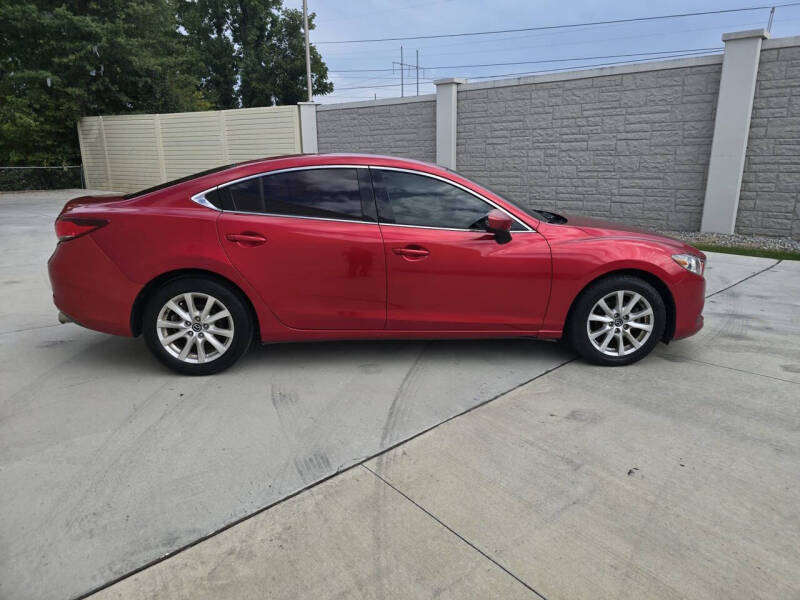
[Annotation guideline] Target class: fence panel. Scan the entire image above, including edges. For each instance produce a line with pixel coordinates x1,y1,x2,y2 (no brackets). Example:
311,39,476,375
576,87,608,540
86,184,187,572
78,105,301,193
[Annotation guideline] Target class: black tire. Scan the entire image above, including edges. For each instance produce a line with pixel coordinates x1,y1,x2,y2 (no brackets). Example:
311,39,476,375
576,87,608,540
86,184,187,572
143,277,253,375
566,275,666,366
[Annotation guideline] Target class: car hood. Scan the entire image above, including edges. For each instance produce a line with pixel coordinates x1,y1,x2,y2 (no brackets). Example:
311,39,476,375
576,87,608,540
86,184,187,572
555,214,704,256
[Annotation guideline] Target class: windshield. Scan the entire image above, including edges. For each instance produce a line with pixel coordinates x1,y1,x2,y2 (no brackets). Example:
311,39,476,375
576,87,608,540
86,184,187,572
122,163,236,199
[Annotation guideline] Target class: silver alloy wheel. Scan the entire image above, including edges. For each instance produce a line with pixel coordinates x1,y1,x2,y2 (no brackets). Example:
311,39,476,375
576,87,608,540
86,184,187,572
586,290,654,357
156,292,234,364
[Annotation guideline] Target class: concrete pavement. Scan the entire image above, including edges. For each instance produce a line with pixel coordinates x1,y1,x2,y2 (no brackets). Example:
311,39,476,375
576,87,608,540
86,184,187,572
90,260,800,599
1,191,567,600
1,191,797,600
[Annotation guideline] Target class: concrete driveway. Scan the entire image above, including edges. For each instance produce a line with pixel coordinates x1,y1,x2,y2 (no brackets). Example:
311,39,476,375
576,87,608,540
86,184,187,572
1,191,798,600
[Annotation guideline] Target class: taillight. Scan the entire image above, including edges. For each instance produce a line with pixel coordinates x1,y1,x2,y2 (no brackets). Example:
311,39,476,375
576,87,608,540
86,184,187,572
55,217,108,241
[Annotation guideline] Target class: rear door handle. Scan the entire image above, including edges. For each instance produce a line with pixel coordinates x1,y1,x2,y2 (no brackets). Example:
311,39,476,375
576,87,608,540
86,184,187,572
225,232,267,246
392,246,430,259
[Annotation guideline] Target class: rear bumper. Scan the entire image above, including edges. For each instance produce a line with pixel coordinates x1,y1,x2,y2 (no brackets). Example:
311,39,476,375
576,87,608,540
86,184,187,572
48,235,140,337
671,273,706,340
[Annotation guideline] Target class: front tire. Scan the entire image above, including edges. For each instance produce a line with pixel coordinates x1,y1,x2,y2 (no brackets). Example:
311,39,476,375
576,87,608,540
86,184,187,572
143,277,252,375
567,275,666,366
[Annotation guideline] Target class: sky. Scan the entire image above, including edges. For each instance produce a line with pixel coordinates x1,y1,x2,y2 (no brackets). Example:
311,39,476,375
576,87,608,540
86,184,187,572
281,0,800,104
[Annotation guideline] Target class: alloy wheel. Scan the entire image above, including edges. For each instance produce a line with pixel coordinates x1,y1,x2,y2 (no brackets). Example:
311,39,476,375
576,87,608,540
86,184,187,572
586,290,654,357
156,292,234,364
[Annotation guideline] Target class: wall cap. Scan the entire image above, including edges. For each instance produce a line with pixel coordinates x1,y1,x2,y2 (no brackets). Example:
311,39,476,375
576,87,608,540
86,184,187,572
318,94,435,111
762,34,800,49
722,29,770,42
434,78,468,86
457,54,723,93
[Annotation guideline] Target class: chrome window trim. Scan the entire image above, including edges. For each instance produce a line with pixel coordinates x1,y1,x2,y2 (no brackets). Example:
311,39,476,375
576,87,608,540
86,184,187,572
370,166,534,232
190,163,538,233
214,209,378,226
190,164,370,211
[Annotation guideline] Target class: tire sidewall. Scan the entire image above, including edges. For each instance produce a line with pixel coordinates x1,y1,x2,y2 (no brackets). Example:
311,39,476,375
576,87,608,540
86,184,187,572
143,277,252,375
568,275,666,366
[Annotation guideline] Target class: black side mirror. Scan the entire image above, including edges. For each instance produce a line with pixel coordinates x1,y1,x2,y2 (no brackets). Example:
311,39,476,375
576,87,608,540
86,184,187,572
485,209,513,244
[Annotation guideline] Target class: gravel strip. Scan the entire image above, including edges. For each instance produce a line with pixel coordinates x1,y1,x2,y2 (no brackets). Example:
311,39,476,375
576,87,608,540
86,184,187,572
657,231,800,252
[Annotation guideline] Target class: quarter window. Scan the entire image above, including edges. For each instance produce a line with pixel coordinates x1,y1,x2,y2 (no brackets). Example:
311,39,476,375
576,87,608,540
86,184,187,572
377,170,522,230
220,168,367,221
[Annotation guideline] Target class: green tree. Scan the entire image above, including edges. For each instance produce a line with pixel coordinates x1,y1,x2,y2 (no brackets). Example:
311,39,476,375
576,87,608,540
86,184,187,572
178,0,333,108
243,7,333,106
0,0,208,169
176,0,240,109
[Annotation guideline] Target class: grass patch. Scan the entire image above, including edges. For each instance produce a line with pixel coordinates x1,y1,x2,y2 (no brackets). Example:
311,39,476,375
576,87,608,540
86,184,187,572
692,243,800,261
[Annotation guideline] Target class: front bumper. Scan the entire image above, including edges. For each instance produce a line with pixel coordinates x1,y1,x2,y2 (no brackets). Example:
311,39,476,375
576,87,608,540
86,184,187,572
671,272,706,340
48,235,140,337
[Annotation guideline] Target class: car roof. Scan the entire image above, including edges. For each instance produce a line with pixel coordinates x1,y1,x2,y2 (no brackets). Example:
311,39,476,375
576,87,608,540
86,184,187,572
229,153,441,171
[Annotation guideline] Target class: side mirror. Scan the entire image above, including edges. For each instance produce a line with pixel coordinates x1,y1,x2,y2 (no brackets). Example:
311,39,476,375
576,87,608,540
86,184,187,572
485,209,512,244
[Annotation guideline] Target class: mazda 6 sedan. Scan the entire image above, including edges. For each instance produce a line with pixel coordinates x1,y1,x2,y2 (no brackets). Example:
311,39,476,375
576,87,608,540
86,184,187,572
48,153,705,375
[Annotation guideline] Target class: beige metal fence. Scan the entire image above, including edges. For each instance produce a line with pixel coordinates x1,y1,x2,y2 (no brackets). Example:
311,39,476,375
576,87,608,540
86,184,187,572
77,105,302,193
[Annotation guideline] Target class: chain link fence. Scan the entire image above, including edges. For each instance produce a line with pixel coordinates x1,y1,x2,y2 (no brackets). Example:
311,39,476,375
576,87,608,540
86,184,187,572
0,166,84,191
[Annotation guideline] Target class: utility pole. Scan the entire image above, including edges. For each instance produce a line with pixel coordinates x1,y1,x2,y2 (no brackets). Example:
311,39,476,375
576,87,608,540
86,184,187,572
400,46,404,98
767,6,776,32
303,0,312,101
393,51,424,98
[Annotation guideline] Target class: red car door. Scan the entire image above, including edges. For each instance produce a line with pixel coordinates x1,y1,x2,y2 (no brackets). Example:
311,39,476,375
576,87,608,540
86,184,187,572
217,167,386,330
372,168,551,331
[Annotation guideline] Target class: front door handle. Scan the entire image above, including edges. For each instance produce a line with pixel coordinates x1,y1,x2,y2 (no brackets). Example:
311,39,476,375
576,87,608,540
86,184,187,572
226,232,267,246
392,245,430,259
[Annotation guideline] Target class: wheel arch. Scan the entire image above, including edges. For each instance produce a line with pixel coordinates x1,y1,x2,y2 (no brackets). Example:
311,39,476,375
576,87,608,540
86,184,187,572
563,268,676,342
130,268,261,341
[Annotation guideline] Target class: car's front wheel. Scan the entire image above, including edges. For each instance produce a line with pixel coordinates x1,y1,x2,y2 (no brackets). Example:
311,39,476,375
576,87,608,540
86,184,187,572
567,275,666,366
143,277,253,375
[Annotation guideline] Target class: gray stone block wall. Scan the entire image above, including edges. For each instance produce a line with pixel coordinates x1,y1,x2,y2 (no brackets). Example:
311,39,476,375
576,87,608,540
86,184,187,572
317,100,436,163
455,65,722,231
737,47,800,240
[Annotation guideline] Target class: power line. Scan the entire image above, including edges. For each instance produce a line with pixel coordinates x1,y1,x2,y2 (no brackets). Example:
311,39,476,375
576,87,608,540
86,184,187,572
330,49,723,91
315,3,800,45
329,47,723,73
467,51,724,81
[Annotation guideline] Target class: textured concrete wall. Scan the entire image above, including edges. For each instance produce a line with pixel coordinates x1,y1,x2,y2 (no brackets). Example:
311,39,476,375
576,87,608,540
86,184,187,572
455,64,722,231
317,99,436,163
737,46,800,239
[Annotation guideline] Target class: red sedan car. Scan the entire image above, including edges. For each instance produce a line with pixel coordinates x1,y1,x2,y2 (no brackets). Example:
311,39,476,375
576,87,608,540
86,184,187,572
49,153,705,375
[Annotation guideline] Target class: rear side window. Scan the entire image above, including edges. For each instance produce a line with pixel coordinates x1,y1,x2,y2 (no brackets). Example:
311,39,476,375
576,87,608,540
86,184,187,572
219,168,368,221
376,169,523,230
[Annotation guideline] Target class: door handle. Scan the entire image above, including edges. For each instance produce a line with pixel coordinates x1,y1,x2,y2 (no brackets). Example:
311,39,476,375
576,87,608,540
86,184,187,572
225,232,267,246
392,246,430,259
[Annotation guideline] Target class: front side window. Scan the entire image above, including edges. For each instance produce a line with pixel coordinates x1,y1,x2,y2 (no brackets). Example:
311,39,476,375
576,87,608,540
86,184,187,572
376,169,523,230
219,168,368,221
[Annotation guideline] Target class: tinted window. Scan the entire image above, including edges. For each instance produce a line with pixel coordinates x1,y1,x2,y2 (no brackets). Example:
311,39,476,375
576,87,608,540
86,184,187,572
221,168,367,221
379,170,518,230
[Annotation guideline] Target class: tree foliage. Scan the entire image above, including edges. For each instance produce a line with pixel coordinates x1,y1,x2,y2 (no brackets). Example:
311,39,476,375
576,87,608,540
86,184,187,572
178,1,333,108
0,0,333,171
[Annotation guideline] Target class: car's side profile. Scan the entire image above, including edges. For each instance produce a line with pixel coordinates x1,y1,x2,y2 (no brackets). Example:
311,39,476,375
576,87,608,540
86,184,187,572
48,153,705,375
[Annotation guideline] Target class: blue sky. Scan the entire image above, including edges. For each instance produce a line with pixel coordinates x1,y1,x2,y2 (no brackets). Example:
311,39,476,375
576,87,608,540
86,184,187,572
282,0,800,103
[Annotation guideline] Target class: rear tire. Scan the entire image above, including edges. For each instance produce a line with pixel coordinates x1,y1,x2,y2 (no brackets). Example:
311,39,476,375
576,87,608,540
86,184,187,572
567,275,666,366
143,277,252,375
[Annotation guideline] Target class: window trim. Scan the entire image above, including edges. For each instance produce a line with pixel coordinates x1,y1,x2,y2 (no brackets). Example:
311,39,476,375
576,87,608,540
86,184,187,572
369,166,534,232
191,164,535,232
190,165,374,225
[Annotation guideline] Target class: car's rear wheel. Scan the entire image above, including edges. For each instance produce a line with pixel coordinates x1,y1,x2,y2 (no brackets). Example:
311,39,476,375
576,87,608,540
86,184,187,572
567,275,666,366
143,277,252,375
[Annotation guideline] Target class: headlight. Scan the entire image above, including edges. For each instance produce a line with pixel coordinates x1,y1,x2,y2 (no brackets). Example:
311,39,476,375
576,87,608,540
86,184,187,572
672,253,705,276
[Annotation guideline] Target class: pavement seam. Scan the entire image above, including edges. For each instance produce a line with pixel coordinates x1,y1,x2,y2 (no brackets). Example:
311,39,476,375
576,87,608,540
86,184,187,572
660,353,800,386
73,355,575,600
362,463,549,600
705,259,782,300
